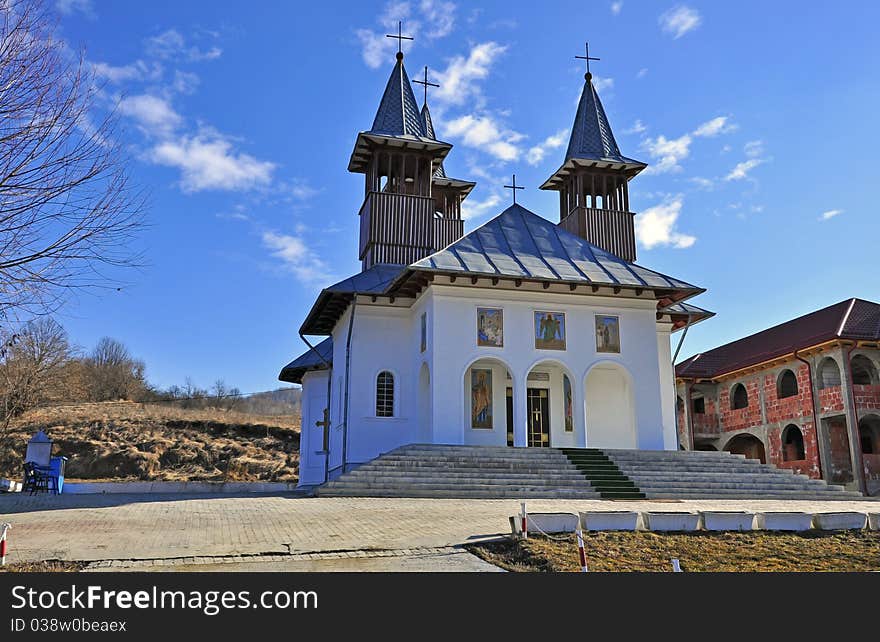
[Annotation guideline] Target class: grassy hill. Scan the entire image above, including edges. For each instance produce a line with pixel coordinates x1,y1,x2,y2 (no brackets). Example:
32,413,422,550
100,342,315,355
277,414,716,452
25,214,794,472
0,401,301,483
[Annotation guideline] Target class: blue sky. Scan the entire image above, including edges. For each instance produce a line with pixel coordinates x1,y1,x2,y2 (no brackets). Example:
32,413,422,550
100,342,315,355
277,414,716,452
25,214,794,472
52,0,880,393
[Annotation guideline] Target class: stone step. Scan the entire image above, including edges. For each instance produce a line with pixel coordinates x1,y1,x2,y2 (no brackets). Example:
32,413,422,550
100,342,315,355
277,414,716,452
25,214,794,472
317,489,603,499
643,491,863,500
328,477,595,488
347,470,587,481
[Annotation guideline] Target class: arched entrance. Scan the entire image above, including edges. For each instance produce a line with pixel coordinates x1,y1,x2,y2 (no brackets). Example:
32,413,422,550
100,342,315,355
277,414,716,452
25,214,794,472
418,363,431,443
584,362,636,449
859,415,880,496
524,360,579,448
463,358,513,447
724,433,766,463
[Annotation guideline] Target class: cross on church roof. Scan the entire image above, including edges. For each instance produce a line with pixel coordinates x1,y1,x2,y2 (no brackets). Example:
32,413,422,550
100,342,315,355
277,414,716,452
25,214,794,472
386,20,413,57
413,65,439,105
503,174,525,204
575,41,601,80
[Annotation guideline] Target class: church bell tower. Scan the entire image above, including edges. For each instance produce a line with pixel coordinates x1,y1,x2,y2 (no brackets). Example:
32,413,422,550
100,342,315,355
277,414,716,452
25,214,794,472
348,25,474,271
540,45,646,263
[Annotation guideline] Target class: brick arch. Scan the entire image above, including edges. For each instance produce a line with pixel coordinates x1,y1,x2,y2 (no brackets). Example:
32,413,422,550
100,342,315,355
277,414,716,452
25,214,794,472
851,354,879,386
724,433,766,463
781,424,806,461
817,357,841,389
730,383,749,410
776,369,799,399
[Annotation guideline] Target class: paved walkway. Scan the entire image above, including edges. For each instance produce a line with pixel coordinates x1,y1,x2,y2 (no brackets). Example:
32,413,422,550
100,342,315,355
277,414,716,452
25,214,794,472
1,494,878,566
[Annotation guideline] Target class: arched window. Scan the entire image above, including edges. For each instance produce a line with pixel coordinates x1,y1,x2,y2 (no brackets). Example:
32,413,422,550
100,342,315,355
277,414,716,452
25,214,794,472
781,424,805,461
860,416,880,455
777,369,798,399
851,355,878,386
376,371,394,417
731,383,748,410
817,357,841,389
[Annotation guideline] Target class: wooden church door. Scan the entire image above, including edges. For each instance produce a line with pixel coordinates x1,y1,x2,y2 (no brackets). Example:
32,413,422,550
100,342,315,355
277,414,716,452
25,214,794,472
527,388,550,447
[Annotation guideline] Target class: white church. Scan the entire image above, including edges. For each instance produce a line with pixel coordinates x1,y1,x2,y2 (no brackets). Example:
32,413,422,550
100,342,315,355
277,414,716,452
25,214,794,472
280,44,712,488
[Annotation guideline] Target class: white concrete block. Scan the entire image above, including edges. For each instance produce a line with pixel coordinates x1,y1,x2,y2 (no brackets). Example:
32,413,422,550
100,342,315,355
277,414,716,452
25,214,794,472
527,513,579,534
579,511,639,531
813,512,868,531
868,513,879,531
755,512,814,531
645,512,700,532
701,511,755,532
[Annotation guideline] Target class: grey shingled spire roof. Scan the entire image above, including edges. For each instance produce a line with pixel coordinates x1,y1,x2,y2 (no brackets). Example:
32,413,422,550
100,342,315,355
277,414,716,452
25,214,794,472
369,54,425,138
420,103,446,178
566,75,643,166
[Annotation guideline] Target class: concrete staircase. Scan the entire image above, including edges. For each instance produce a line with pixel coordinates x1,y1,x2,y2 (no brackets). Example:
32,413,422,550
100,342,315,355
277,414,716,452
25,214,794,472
317,444,601,499
315,444,865,500
601,449,864,500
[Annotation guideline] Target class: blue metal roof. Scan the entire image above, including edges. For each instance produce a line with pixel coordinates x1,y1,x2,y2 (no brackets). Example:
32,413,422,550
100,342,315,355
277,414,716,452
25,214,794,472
370,56,425,138
279,337,333,384
410,204,702,292
566,76,644,167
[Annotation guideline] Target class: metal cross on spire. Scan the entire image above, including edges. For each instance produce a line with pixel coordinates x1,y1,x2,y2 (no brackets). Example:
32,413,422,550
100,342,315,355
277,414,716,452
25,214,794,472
413,65,439,105
575,41,601,79
386,20,413,56
503,174,525,205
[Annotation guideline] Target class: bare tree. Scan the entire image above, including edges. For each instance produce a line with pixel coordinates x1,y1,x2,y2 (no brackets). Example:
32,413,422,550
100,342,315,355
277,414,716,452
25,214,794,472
0,316,70,437
0,0,143,318
85,336,146,401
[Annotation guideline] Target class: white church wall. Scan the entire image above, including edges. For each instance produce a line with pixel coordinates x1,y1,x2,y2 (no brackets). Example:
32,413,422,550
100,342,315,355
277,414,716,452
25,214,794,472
431,285,667,449
299,370,330,486
656,325,679,450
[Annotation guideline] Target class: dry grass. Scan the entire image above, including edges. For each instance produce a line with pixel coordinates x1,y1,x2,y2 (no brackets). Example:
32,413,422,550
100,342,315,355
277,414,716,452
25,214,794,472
0,560,85,573
468,530,880,572
0,401,300,483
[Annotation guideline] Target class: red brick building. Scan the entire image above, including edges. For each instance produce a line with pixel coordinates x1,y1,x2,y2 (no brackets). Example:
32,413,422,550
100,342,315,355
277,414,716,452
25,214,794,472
675,298,880,495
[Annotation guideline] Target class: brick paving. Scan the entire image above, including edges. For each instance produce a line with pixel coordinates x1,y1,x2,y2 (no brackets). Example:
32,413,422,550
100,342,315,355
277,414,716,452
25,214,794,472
1,493,878,564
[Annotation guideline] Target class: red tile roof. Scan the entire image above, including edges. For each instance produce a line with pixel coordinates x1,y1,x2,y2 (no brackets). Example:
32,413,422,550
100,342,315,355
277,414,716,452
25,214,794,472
676,298,880,379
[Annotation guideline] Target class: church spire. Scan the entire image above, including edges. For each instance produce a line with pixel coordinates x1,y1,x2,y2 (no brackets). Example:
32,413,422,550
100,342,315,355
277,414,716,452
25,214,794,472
541,43,646,263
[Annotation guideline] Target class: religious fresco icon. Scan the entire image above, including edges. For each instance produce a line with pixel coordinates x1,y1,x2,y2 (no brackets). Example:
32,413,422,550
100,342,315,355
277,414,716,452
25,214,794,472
471,369,493,429
534,311,566,350
595,315,621,353
563,374,573,432
477,308,504,347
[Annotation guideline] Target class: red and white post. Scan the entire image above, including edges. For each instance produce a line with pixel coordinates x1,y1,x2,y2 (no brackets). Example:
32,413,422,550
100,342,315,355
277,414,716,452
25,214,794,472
520,501,528,540
0,523,10,566
575,524,589,573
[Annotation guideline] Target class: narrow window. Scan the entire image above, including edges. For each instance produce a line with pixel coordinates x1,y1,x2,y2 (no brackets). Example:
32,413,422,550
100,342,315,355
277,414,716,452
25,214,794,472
777,370,798,399
817,358,841,389
781,424,805,461
692,397,706,414
376,371,394,417
851,355,878,386
731,383,748,410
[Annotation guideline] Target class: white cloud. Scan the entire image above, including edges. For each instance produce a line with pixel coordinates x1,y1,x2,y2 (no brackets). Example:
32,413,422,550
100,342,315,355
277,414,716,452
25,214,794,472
356,1,458,69
592,75,614,93
635,196,696,249
146,29,222,62
659,5,702,39
262,231,332,285
689,177,714,190
623,120,647,135
92,60,163,83
725,158,765,181
442,114,523,161
611,1,623,15
56,0,94,17
820,209,844,221
150,131,276,193
744,140,765,157
636,68,648,79
461,191,502,221
526,129,568,166
172,70,200,95
693,116,736,137
641,133,692,174
119,94,182,136
435,41,506,107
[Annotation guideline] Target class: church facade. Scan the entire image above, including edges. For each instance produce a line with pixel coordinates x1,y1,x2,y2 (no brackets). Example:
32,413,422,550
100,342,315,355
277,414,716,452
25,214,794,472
280,46,712,487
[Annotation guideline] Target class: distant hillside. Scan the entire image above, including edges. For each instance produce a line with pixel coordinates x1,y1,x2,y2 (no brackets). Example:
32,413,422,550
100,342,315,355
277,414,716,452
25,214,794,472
0,401,300,482
235,387,301,416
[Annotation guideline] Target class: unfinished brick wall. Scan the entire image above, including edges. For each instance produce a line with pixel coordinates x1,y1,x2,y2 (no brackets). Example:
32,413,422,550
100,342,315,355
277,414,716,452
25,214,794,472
767,421,821,478
718,379,763,432
853,384,880,414
818,385,845,413
764,365,814,424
